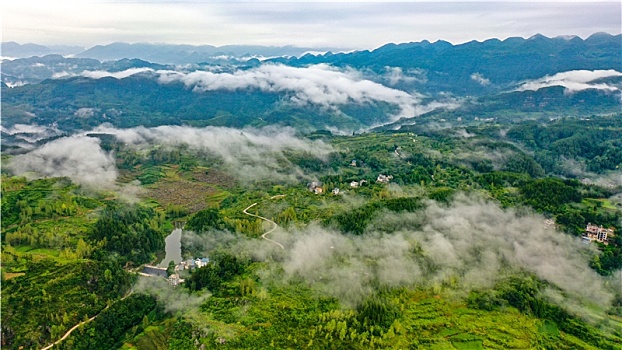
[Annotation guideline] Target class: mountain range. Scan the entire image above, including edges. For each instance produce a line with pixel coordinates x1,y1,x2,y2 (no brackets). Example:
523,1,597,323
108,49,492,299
1,41,343,64
1,33,620,142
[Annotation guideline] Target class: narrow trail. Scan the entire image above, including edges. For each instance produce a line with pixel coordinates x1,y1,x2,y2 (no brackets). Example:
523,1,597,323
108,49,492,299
41,292,132,350
243,197,285,250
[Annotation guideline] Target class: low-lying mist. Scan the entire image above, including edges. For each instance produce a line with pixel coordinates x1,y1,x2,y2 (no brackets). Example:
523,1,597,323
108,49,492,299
6,125,333,187
133,276,210,314
6,135,118,189
183,194,616,322
94,124,333,184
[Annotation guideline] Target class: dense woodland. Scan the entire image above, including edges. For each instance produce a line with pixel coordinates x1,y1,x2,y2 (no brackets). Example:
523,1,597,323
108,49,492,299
1,115,621,349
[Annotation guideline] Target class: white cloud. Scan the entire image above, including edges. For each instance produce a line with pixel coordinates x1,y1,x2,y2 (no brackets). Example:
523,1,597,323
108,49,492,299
75,64,428,120
189,193,614,317
2,124,49,135
157,64,420,118
385,66,427,85
1,123,63,143
470,72,490,86
7,136,118,189
517,69,622,93
90,124,332,184
80,67,154,79
6,124,333,188
2,2,620,48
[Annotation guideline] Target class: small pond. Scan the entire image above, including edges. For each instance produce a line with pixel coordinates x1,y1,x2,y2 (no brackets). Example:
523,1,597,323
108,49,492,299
157,228,182,267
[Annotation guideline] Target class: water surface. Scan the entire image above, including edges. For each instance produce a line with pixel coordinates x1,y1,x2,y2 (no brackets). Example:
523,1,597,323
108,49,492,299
157,228,182,267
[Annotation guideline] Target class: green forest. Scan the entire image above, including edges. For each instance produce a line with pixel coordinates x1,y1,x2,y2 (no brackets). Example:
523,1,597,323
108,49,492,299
1,114,621,349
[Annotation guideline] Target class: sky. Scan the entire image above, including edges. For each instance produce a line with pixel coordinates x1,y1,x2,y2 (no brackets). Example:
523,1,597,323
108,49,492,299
2,1,621,50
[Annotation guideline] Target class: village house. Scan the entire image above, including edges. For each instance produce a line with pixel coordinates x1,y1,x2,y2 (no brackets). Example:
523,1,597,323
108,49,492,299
583,223,614,244
332,188,340,195
168,273,182,286
308,181,323,194
350,180,367,188
184,257,210,270
376,174,393,184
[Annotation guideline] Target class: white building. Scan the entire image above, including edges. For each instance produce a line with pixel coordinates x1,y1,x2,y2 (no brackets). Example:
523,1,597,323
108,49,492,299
376,174,393,184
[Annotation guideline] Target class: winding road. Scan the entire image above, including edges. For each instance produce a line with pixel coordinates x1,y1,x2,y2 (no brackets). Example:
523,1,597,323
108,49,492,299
243,196,285,250
43,197,285,349
41,292,132,350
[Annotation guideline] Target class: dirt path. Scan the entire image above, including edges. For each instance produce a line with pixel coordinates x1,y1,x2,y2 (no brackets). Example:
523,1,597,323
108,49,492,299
243,198,285,250
41,292,132,350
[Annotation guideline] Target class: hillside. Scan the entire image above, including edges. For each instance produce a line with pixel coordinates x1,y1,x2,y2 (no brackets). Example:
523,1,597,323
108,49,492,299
2,33,620,135
2,116,621,349
268,33,622,95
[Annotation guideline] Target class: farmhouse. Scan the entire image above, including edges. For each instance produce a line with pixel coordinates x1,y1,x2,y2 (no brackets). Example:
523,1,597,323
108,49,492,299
169,273,182,286
376,174,393,184
583,223,614,244
308,181,323,194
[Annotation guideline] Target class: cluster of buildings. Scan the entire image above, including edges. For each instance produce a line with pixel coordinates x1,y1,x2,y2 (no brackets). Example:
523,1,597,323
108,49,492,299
167,257,211,286
309,181,341,195
582,223,615,245
308,159,394,194
176,257,210,271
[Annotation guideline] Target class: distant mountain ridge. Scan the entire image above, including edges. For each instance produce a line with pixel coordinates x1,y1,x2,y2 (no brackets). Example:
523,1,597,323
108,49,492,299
1,41,85,57
73,42,345,63
1,41,346,63
267,33,622,95
1,33,620,135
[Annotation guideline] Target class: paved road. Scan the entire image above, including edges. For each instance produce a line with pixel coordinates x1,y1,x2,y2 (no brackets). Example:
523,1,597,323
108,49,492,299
243,199,285,250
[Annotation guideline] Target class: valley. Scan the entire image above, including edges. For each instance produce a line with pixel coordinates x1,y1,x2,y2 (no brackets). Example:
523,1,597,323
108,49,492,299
1,8,621,348
2,115,621,349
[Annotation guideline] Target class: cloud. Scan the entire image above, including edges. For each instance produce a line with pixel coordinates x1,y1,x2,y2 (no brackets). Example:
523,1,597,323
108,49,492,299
74,107,96,118
470,72,490,86
91,124,333,184
517,69,622,93
133,276,210,315
6,124,332,189
4,2,621,49
74,64,461,126
2,123,51,136
80,67,154,79
156,64,420,119
51,71,71,79
384,66,427,85
183,194,614,319
7,135,118,189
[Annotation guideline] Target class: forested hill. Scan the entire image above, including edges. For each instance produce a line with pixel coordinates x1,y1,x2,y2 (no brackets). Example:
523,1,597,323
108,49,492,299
2,34,620,135
269,33,622,95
